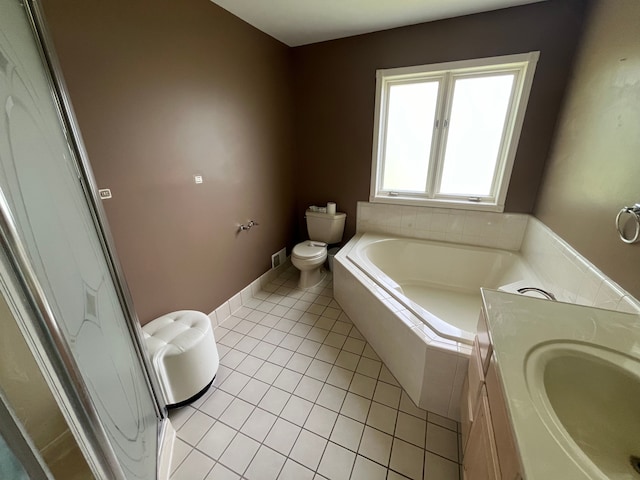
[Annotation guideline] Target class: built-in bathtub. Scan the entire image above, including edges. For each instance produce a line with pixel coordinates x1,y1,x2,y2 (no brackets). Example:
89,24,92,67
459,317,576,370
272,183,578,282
333,233,541,420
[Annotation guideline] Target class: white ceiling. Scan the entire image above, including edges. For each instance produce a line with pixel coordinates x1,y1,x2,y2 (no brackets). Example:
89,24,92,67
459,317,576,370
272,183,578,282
210,0,546,47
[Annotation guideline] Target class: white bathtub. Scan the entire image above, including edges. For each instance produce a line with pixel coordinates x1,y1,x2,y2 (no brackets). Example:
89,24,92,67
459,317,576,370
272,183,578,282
334,233,540,419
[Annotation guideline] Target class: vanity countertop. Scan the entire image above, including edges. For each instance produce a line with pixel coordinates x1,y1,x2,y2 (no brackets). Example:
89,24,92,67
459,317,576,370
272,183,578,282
480,289,640,480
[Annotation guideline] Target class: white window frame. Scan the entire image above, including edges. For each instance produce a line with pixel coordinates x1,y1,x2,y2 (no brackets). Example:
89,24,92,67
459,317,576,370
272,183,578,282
370,52,539,212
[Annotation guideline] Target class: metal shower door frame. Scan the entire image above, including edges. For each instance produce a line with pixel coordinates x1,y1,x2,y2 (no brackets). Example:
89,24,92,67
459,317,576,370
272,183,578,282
0,0,169,478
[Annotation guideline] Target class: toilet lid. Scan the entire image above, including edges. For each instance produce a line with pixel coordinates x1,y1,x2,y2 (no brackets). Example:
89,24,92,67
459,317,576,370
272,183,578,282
292,241,326,259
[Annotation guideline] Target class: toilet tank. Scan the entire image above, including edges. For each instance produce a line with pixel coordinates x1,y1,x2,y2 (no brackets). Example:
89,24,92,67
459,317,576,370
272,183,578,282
306,210,346,244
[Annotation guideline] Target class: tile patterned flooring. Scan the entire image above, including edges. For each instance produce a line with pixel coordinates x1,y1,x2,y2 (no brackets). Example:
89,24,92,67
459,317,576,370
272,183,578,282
169,266,461,480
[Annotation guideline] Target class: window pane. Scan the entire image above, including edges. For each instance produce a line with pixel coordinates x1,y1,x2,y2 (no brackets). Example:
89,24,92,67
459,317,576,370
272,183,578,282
439,74,515,196
382,81,439,192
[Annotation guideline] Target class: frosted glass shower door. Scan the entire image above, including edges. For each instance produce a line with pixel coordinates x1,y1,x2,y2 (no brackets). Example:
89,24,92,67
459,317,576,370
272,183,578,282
0,1,160,479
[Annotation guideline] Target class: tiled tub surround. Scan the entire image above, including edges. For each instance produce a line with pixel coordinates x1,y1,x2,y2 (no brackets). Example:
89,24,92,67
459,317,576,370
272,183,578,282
334,241,470,421
169,267,461,480
335,233,541,420
336,203,640,421
521,217,640,314
356,202,529,251
347,234,542,343
356,202,640,313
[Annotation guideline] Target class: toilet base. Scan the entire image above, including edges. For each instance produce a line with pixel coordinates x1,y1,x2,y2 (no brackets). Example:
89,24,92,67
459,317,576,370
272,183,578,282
298,266,327,289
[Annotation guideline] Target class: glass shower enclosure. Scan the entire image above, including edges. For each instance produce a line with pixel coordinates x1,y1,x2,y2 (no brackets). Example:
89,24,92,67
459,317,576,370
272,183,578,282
0,0,168,478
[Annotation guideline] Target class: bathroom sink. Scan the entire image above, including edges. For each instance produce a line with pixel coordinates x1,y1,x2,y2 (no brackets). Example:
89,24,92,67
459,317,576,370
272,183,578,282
526,342,640,479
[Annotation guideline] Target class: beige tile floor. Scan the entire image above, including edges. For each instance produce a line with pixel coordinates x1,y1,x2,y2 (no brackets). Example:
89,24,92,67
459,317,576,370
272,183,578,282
169,266,461,480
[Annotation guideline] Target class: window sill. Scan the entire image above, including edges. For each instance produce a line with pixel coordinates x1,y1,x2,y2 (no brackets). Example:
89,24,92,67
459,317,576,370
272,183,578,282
369,195,505,213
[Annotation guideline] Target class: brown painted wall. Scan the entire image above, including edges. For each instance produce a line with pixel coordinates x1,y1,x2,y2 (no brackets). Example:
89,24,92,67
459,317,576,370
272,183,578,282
292,0,589,241
43,0,295,323
535,1,640,298
41,0,598,324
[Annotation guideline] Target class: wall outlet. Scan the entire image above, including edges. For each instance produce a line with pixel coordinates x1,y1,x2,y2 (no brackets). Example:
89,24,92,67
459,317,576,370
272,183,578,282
271,247,286,269
194,174,203,184
98,188,112,199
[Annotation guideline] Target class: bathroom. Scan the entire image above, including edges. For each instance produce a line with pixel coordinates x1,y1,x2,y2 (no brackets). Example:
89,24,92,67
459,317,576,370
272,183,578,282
1,0,639,479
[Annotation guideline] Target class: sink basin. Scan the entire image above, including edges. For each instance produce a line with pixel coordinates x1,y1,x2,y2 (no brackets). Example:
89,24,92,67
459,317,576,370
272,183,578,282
526,342,640,479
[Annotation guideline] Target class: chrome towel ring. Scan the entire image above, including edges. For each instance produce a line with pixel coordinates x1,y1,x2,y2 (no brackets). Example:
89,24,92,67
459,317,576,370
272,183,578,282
615,204,640,244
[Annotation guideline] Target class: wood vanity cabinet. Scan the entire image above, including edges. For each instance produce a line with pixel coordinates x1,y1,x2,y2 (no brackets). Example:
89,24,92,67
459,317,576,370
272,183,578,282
461,311,523,480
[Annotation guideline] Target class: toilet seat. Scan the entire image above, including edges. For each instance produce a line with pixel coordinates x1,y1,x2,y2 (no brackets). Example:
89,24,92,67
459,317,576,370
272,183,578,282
292,241,327,260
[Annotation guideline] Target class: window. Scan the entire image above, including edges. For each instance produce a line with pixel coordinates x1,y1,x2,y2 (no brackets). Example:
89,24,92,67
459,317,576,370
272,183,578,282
370,52,539,211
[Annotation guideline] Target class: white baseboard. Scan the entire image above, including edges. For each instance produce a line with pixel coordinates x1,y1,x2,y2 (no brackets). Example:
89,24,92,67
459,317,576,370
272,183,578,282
208,257,291,328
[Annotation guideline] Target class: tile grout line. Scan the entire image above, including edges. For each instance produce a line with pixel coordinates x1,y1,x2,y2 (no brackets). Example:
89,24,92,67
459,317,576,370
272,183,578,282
218,305,449,430
210,351,451,456
210,312,453,449
172,270,461,480
209,344,454,464
217,340,423,434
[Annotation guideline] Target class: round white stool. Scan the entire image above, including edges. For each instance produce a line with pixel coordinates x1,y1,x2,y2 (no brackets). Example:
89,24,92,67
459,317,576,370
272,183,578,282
142,310,219,408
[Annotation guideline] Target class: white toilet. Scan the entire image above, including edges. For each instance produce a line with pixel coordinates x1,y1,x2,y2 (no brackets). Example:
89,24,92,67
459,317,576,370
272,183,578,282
292,210,346,289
